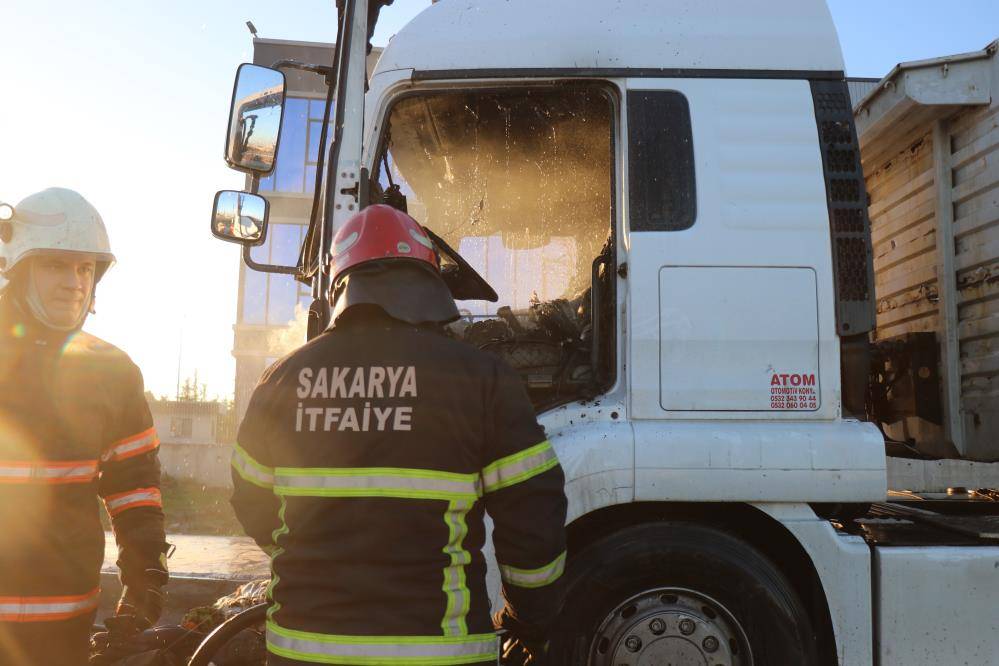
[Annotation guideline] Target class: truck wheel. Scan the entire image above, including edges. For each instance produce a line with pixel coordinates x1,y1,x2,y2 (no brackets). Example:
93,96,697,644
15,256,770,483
549,523,818,665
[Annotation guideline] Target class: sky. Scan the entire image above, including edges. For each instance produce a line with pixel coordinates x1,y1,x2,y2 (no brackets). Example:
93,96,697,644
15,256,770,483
1,0,996,399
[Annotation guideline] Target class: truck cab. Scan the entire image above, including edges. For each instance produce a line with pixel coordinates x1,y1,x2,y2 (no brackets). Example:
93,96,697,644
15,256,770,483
211,1,999,664
363,0,886,498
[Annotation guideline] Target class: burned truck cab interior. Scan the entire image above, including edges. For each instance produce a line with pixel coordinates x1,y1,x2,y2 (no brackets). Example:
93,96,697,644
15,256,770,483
373,84,617,410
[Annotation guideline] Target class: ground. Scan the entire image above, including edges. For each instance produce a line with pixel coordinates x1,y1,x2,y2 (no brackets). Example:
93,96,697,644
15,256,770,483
162,476,244,535
102,476,243,536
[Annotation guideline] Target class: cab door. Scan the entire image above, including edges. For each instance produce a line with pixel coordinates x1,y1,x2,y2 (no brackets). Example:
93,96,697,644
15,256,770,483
626,78,837,422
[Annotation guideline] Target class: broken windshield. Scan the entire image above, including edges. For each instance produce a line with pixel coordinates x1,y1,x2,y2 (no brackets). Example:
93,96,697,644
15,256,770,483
375,85,614,320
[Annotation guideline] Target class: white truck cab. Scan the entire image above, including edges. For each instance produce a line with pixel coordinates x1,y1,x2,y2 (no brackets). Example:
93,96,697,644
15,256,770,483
211,1,999,664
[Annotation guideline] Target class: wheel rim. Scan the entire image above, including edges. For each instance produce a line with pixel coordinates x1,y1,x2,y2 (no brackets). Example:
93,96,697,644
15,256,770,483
587,587,753,666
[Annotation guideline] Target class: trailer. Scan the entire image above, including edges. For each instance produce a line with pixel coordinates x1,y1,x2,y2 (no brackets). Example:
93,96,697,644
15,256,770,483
204,2,999,664
857,41,999,464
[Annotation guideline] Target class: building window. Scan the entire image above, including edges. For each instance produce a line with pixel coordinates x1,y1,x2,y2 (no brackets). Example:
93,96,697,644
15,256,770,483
170,417,193,439
243,96,327,327
243,223,312,325
259,98,329,195
628,90,696,231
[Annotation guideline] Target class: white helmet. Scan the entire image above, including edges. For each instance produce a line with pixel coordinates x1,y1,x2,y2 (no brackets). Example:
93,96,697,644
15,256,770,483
0,187,115,292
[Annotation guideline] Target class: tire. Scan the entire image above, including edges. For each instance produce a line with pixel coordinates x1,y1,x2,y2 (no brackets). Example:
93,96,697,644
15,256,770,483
549,523,819,666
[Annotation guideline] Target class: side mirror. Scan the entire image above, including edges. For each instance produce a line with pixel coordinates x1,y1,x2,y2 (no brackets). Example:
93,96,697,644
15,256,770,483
211,191,269,246
225,64,287,174
0,203,15,247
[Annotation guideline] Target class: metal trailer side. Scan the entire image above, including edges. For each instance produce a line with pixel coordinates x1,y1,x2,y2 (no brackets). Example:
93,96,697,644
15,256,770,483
856,41,999,462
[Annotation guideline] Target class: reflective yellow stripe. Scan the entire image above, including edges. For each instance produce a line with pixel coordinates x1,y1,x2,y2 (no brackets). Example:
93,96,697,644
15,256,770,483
232,443,275,488
268,468,481,638
266,621,497,665
441,500,473,636
274,467,481,500
500,551,566,589
266,496,290,623
481,441,558,493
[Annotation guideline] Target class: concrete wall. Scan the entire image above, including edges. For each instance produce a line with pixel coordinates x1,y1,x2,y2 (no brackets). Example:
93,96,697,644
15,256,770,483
888,457,999,492
159,442,233,488
151,412,216,445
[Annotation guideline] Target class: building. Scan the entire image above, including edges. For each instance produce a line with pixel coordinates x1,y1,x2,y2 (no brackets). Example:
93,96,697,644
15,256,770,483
148,398,235,486
149,400,226,446
232,38,381,422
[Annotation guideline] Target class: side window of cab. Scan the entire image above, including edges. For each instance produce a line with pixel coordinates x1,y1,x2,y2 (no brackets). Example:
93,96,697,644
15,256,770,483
627,91,696,231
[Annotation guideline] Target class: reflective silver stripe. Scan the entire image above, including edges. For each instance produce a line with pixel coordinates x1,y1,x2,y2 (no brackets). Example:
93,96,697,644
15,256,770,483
103,429,159,461
0,460,99,484
441,499,473,636
0,588,101,621
231,443,275,488
481,441,558,493
267,621,497,664
0,465,32,481
500,551,567,589
104,487,161,516
274,467,481,500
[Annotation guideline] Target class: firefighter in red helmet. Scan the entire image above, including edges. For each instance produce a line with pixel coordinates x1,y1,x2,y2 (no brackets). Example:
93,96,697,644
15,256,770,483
231,204,568,665
0,188,169,665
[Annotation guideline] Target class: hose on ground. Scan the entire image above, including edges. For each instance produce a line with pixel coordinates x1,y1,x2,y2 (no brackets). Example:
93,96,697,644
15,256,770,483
187,603,268,666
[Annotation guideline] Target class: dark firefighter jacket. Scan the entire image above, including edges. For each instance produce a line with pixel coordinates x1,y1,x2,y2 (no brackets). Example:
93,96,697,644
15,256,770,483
0,296,165,661
232,307,568,666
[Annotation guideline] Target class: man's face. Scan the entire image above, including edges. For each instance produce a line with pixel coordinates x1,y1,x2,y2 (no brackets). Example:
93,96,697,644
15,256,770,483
28,253,97,328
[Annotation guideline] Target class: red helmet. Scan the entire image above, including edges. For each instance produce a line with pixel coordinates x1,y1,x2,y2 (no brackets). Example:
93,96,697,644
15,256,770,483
329,205,438,283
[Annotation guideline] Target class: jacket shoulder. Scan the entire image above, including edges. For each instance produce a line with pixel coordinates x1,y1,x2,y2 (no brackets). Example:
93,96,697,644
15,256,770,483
262,323,505,383
64,331,142,376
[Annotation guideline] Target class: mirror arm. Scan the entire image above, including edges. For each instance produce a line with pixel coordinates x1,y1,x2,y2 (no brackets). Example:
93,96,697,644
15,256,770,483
359,167,370,207
242,244,299,275
249,174,260,195
271,59,335,85
296,0,347,284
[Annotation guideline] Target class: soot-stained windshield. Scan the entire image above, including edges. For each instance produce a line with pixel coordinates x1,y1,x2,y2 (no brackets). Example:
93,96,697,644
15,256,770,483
375,86,614,319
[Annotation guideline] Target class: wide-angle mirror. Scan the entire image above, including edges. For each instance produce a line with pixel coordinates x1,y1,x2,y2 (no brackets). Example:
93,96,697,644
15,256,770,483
211,190,269,245
225,64,286,174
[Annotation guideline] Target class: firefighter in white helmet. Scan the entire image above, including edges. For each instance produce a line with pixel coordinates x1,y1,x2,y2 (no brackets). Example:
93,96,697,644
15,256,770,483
0,188,169,665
